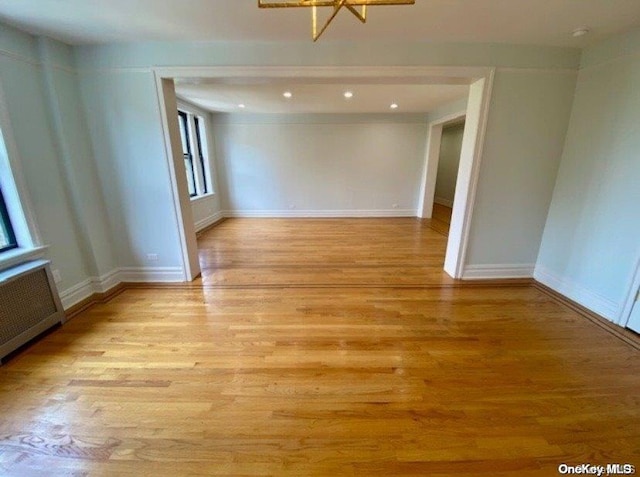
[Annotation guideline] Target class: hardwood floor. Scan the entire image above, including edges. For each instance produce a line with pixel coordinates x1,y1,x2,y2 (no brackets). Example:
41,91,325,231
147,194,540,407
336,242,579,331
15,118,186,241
428,203,453,236
0,218,638,476
196,218,454,287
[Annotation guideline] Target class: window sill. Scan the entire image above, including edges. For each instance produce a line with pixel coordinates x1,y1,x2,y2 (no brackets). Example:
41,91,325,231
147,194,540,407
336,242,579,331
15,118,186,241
190,193,215,203
0,245,48,272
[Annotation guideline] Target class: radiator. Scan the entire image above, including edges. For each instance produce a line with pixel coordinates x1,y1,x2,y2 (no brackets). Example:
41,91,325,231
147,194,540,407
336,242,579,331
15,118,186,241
0,259,65,363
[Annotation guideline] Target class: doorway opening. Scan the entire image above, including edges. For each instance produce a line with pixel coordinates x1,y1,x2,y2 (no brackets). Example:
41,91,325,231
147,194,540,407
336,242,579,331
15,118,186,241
428,118,466,237
154,67,494,281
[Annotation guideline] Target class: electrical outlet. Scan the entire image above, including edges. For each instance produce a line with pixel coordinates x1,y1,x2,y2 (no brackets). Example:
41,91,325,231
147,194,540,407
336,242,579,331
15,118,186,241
146,253,159,261
392,204,399,209
52,269,62,284
288,204,296,210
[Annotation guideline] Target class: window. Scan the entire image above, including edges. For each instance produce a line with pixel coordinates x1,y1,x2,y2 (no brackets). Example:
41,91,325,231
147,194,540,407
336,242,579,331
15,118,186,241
178,109,211,198
0,186,17,253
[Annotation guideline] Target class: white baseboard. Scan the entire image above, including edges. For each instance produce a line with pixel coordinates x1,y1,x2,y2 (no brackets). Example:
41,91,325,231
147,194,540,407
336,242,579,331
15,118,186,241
462,263,535,280
60,267,185,310
59,268,121,310
223,209,416,218
93,268,121,293
534,265,619,322
59,278,95,310
119,267,185,283
195,211,224,232
434,197,454,208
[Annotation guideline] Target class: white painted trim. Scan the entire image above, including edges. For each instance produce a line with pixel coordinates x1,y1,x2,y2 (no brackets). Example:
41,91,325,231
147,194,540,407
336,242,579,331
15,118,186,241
434,197,454,208
119,267,184,283
190,193,216,203
417,122,443,219
445,72,495,279
177,98,212,118
154,65,493,82
619,254,640,327
153,74,198,281
93,268,121,293
0,246,48,272
59,267,120,310
59,266,184,310
195,211,224,231
534,265,619,322
224,209,416,218
59,278,96,310
463,263,534,280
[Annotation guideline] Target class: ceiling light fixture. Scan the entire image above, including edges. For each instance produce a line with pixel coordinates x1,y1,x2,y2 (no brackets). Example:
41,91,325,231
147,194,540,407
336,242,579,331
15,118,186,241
238,104,246,109
283,91,293,98
344,91,354,99
258,0,416,42
572,27,590,38
390,103,398,109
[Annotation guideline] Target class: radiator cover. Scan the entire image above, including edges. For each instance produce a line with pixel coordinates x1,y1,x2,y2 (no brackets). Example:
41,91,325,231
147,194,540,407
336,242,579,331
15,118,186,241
0,259,65,363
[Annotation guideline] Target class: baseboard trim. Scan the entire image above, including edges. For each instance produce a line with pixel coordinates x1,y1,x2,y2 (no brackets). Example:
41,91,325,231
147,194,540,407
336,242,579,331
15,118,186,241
223,209,416,218
533,265,618,321
462,264,535,280
60,267,184,311
64,282,126,321
533,281,639,351
119,267,185,283
434,197,454,208
59,268,122,310
195,211,225,233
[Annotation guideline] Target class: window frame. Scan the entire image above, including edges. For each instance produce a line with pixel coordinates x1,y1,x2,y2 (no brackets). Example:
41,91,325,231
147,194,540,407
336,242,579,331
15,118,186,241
176,101,215,201
0,186,17,253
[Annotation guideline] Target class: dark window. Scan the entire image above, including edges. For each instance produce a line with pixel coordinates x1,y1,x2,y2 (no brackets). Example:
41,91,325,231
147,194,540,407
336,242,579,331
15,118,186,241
178,110,197,197
0,186,17,253
178,110,211,198
193,116,208,194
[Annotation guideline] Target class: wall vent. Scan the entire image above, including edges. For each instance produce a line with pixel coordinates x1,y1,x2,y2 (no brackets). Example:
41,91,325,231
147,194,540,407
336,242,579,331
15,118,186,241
0,259,65,363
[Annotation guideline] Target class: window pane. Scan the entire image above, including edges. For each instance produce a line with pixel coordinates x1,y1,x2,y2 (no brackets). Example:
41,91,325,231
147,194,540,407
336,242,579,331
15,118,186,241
178,111,189,155
193,116,209,194
184,157,196,196
0,187,17,252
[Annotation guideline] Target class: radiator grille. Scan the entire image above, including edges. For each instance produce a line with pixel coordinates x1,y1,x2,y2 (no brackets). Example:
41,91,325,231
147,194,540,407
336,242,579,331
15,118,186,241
0,268,57,346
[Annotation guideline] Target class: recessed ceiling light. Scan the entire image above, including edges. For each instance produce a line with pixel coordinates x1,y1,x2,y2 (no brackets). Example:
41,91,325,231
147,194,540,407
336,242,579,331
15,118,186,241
283,91,292,99
572,27,590,38
344,91,354,99
390,103,399,110
238,104,246,109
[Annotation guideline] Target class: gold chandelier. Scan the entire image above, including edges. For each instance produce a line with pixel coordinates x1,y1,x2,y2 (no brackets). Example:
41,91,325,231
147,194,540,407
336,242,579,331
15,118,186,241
258,0,416,42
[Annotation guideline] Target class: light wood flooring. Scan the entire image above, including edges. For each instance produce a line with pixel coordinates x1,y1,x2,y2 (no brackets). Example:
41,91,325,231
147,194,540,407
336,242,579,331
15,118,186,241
429,203,453,236
0,218,638,476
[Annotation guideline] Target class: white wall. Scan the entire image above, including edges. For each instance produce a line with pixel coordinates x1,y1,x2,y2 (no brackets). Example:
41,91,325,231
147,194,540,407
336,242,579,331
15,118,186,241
0,26,112,300
70,39,582,284
213,114,427,216
464,69,577,274
536,27,640,322
434,122,464,207
78,70,184,275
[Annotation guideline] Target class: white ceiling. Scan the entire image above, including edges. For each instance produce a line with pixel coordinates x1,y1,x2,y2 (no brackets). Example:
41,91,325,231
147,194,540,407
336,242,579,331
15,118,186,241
0,0,638,47
175,82,469,114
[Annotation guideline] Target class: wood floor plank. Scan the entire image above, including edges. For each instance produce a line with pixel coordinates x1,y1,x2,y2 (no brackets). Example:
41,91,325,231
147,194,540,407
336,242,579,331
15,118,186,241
0,218,638,476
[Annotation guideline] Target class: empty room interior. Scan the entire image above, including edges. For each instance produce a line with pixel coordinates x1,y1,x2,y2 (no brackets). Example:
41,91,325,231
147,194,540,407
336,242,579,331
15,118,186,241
0,1,638,475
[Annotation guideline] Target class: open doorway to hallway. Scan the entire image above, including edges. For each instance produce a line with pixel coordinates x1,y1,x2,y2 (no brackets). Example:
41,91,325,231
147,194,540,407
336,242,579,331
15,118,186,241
429,119,466,237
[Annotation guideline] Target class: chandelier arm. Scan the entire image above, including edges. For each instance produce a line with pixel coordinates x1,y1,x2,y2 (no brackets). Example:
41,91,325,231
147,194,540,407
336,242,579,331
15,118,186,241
259,0,413,7
313,0,347,41
345,4,367,23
